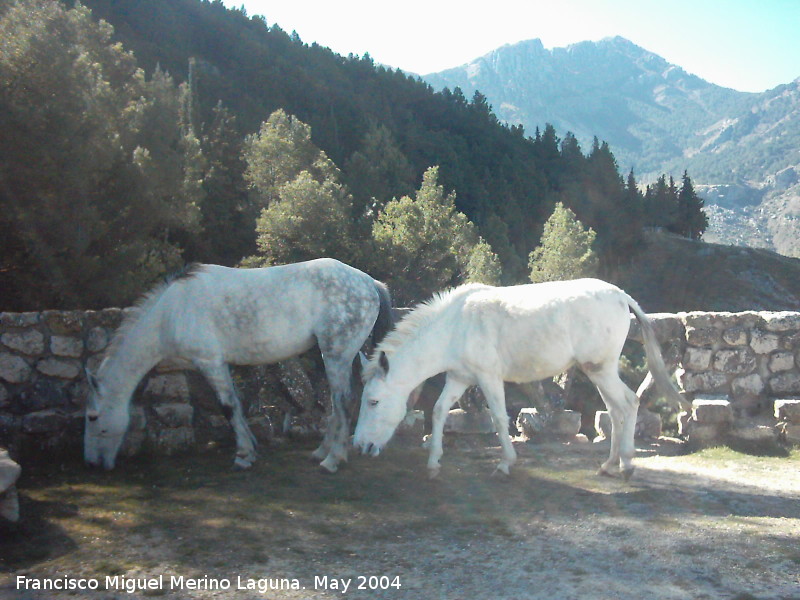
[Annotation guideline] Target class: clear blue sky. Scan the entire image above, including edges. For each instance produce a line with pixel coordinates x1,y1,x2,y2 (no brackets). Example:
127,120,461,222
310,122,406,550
223,0,799,93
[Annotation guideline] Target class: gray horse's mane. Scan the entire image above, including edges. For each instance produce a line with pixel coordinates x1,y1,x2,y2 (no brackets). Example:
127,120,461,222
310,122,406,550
363,282,487,380
103,264,206,362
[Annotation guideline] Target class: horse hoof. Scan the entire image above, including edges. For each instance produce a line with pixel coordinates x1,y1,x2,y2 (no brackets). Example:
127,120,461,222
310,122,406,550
427,466,440,479
319,456,339,473
597,467,614,478
493,463,510,476
421,435,431,449
234,456,254,470
311,446,328,461
622,467,635,482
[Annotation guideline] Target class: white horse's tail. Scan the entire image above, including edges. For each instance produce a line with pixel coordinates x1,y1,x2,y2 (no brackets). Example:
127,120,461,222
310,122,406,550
627,297,689,410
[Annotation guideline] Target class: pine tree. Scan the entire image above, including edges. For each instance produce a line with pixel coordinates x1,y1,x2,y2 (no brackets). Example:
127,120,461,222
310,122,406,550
371,166,501,303
676,170,708,240
529,202,598,283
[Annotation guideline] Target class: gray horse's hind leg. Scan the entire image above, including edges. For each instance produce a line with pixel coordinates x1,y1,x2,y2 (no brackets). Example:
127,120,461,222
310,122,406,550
195,361,257,469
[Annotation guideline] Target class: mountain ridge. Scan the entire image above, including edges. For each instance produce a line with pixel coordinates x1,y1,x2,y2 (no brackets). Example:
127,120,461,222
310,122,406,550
423,37,800,256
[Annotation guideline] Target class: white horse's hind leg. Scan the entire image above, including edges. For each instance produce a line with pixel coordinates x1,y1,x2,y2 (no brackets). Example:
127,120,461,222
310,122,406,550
427,376,469,478
197,361,257,469
589,368,639,480
478,375,517,476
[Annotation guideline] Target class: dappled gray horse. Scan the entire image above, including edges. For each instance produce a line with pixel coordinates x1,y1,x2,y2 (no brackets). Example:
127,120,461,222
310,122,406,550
84,258,392,472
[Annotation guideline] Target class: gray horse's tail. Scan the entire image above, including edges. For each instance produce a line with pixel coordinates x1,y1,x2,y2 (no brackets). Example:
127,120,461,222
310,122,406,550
627,296,690,410
372,280,394,345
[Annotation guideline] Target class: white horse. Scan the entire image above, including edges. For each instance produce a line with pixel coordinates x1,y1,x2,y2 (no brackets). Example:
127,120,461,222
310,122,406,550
84,258,392,472
353,278,686,481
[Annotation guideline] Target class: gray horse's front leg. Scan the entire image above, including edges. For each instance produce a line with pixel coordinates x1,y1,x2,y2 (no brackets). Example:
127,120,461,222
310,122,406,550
197,361,257,469
316,359,354,473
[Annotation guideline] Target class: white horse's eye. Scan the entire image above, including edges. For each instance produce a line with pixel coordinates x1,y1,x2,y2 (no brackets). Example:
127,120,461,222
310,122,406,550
368,399,379,407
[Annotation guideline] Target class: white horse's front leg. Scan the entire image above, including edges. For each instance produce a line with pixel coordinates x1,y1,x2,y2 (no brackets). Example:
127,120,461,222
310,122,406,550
426,376,469,478
478,375,516,476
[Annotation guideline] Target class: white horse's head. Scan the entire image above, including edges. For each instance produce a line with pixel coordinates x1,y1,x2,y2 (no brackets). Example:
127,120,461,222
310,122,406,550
353,352,410,456
84,367,130,470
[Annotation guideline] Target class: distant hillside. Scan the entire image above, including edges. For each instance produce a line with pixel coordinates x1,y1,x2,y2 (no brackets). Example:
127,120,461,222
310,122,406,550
424,37,800,257
615,230,800,312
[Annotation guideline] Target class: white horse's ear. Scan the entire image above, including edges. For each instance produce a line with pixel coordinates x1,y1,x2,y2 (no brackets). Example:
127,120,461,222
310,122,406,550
358,351,369,371
85,367,99,392
379,351,390,374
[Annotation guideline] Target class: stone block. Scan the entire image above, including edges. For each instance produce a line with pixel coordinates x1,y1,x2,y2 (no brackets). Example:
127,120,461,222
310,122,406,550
11,379,68,413
721,327,748,346
143,373,190,402
86,327,109,353
152,402,194,428
0,414,18,440
780,423,800,445
594,410,611,439
22,409,67,433
685,327,719,347
691,398,733,424
36,358,81,380
750,330,781,354
551,410,582,437
635,409,662,439
128,404,147,431
51,336,84,358
1,330,45,355
729,424,776,443
769,352,795,373
90,308,125,329
0,353,32,384
730,374,765,398
714,348,756,375
683,347,713,371
774,399,800,422
687,422,728,449
680,371,728,393
444,408,496,434
762,312,800,332
42,310,83,334
517,407,550,438
0,312,40,328
278,358,316,411
149,426,195,455
120,429,146,457
769,373,800,395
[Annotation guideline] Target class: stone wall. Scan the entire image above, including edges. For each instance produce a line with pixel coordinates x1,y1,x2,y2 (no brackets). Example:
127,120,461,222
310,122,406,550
676,311,800,414
2,308,800,465
0,309,330,464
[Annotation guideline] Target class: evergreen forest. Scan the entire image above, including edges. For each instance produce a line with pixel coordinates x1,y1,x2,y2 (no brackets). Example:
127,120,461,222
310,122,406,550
0,0,708,310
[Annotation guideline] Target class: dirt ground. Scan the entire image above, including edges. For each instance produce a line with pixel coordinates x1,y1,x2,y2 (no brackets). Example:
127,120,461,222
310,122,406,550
1,435,799,600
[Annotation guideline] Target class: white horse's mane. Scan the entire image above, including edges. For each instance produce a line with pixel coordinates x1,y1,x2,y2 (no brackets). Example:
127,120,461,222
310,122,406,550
363,282,488,380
